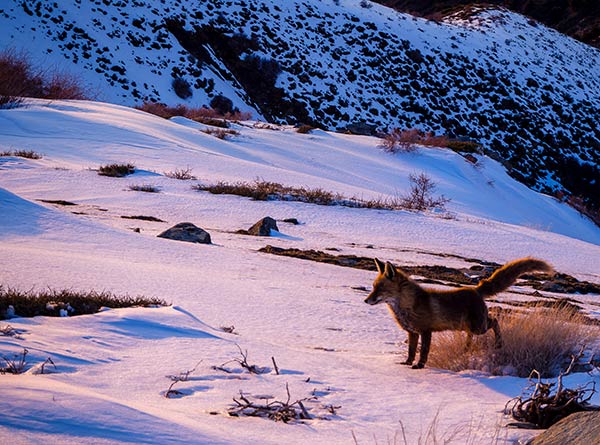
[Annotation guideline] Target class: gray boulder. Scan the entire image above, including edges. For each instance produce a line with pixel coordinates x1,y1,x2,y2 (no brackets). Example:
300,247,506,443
157,222,211,244
529,411,600,445
247,217,279,236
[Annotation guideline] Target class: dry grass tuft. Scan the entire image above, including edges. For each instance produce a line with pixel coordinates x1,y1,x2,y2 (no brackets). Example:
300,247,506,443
0,149,43,159
98,163,135,177
201,128,240,140
128,184,160,193
0,285,166,319
428,304,595,377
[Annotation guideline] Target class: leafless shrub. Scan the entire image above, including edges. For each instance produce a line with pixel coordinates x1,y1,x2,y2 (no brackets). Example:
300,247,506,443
0,48,89,108
164,167,197,180
228,383,315,423
400,172,450,211
135,102,251,122
380,128,450,154
43,70,88,100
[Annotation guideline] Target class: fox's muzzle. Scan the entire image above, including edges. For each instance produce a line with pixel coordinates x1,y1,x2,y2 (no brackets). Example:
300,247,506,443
364,292,381,305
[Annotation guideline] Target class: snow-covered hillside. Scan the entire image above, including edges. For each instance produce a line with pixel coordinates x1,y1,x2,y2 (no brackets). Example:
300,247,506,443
0,100,599,444
1,0,600,211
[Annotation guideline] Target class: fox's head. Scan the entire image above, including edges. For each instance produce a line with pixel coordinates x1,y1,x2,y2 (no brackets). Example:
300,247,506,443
364,258,410,305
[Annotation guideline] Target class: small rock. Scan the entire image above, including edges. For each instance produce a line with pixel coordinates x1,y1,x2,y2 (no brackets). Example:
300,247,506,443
247,217,279,236
157,222,212,244
282,218,300,225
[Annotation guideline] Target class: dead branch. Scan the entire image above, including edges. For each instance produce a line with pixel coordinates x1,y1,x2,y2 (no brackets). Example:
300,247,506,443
228,383,316,423
214,344,269,374
164,360,202,398
506,351,600,428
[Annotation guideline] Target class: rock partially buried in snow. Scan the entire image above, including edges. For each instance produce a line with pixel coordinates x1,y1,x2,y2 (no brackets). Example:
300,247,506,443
528,411,600,445
157,222,212,244
247,217,278,236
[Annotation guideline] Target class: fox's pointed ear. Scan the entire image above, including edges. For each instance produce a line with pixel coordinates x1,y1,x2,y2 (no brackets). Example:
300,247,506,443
374,258,386,274
384,261,396,280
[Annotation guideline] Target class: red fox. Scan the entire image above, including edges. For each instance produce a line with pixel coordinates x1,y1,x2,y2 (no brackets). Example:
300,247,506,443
364,257,553,369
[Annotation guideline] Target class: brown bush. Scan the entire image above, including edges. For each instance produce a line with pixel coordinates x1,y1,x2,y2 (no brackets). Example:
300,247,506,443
428,304,595,377
135,102,251,122
0,48,89,107
380,128,449,153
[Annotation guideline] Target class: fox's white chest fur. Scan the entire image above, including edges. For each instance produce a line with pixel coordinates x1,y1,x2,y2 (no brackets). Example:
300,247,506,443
387,303,418,333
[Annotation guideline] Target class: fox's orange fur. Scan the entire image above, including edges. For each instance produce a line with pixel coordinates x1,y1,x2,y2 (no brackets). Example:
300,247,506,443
364,257,553,369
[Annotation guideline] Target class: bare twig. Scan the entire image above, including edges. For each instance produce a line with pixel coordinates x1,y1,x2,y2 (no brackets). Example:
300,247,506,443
271,356,280,375
39,357,56,374
215,344,269,374
164,360,202,398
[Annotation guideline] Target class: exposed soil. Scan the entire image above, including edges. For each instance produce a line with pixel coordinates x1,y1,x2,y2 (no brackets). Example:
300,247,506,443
258,245,600,295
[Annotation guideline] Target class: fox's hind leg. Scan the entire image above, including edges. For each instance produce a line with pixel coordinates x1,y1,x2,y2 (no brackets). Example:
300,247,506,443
488,316,502,348
402,332,419,365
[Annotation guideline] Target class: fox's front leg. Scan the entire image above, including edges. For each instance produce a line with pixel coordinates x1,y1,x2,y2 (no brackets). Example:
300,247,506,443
402,331,419,365
413,331,432,369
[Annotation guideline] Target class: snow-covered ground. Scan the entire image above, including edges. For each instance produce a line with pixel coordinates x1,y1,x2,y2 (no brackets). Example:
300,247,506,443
1,100,599,444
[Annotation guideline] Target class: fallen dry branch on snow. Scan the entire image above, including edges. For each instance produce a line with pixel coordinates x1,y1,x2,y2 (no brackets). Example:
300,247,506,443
506,349,600,428
212,344,269,374
164,361,202,398
228,383,315,423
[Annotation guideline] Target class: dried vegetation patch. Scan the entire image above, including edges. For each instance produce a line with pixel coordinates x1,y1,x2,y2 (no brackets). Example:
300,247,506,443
0,286,166,319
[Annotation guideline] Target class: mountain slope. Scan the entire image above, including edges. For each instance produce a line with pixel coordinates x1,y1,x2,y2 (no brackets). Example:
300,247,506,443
1,99,599,445
1,0,599,213
375,0,600,48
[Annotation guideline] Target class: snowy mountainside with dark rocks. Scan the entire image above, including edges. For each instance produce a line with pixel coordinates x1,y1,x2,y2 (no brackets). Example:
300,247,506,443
1,0,599,212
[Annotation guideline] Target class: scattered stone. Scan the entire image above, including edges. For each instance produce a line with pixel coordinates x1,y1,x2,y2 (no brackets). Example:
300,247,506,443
246,217,279,236
157,222,211,244
528,411,600,445
282,218,300,225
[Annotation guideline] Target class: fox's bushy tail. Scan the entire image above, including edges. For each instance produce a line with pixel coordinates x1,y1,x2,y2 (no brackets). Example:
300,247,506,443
476,257,553,298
